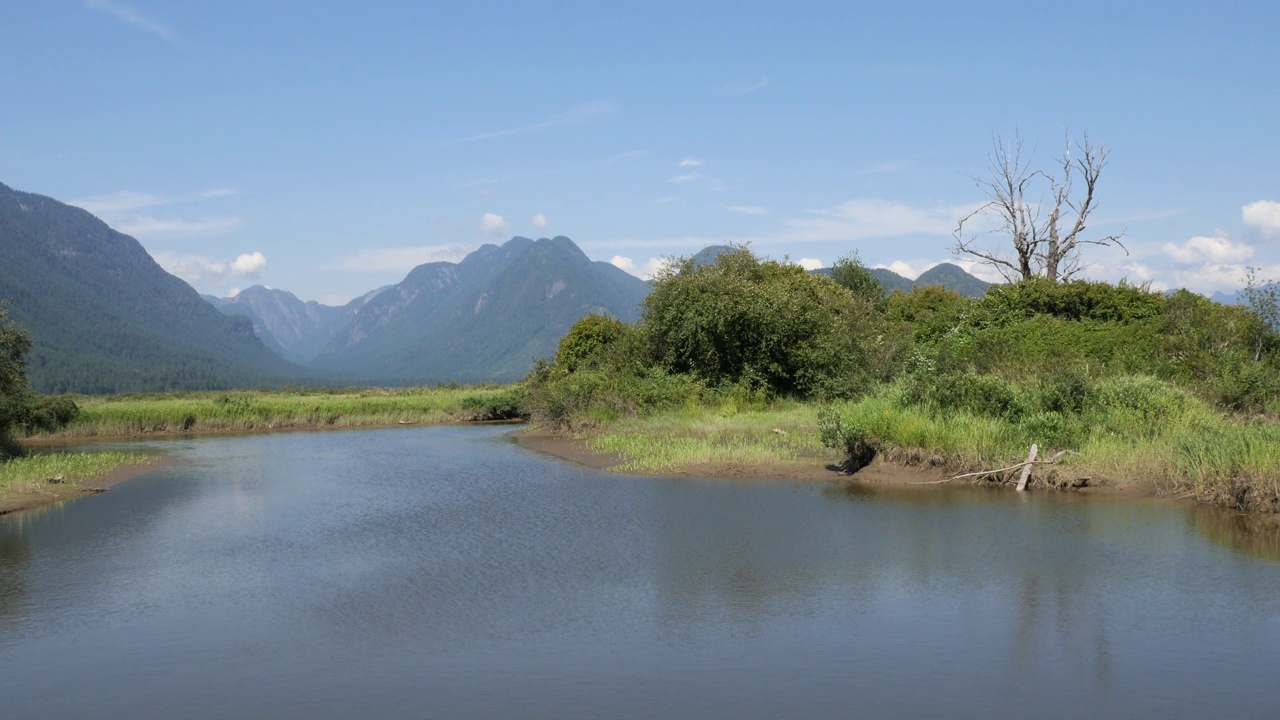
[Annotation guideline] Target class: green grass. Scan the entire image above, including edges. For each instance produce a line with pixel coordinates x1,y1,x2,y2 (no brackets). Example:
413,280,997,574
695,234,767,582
585,398,839,472
0,450,154,511
29,385,526,438
821,376,1280,512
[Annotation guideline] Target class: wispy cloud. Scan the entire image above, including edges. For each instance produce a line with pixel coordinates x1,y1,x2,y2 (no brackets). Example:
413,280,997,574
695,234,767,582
69,187,240,238
459,101,613,143
455,148,647,188
588,197,979,251
721,77,770,95
669,173,699,184
85,0,181,46
328,244,475,273
677,158,703,168
727,205,767,216
531,213,548,229
116,216,240,236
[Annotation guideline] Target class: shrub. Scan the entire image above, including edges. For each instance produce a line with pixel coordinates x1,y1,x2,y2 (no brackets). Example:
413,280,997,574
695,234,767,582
642,245,899,398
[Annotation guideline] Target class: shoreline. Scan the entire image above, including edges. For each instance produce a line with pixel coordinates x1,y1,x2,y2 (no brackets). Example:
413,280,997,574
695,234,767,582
0,457,170,517
513,427,1164,501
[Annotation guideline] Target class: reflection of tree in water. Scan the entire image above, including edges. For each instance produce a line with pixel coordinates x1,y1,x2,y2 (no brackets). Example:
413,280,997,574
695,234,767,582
1190,506,1280,563
0,528,30,622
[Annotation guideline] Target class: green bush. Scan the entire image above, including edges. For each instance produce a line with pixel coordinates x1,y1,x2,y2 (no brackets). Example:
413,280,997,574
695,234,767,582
642,245,901,398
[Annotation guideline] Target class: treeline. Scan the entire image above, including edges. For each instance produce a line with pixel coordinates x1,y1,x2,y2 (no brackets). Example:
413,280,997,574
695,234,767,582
525,246,1280,511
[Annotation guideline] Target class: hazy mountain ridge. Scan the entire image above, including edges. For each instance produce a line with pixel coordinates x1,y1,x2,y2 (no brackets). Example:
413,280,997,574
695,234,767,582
0,181,312,393
209,285,380,364
311,236,651,383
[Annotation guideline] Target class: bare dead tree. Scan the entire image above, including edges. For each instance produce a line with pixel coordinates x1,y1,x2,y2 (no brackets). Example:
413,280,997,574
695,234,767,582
953,132,1126,283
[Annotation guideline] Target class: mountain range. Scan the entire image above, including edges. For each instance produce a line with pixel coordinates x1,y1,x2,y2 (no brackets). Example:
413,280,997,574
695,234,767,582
2,180,994,393
0,181,310,393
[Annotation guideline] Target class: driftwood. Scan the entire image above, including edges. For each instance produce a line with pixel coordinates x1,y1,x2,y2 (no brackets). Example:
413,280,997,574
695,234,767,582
1015,444,1038,491
921,448,1071,487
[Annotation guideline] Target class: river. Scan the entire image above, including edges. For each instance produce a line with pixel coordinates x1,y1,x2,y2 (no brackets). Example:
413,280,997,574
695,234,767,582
1,425,1278,718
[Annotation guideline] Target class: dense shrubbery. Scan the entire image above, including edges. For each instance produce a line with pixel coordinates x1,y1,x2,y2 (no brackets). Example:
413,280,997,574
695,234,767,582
525,246,906,427
528,246,1280,440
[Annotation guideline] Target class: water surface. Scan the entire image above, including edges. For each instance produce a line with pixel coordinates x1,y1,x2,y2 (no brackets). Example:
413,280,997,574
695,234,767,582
1,426,1278,718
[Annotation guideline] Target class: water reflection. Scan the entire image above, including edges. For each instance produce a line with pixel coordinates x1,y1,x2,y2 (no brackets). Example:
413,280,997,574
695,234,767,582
1190,504,1280,562
0,428,1278,719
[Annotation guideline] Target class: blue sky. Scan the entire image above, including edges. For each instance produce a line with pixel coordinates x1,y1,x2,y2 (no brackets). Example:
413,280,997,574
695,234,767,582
3,1,1278,304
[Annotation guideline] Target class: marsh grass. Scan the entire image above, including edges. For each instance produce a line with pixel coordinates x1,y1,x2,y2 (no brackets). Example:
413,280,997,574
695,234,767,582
822,375,1280,512
29,385,526,439
0,450,154,510
586,399,838,472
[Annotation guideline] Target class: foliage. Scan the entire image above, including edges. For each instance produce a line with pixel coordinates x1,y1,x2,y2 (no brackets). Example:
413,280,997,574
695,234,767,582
554,313,631,373
830,251,885,308
0,306,79,456
642,245,900,398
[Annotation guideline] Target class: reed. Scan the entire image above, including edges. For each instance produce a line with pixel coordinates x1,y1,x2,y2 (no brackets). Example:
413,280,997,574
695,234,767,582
29,385,526,439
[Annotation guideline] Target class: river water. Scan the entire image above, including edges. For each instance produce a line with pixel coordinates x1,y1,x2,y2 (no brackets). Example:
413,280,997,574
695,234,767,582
1,425,1278,718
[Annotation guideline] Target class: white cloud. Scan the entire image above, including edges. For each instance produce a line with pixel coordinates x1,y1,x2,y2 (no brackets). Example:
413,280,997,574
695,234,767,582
654,197,676,204
531,213,548,229
199,188,238,199
882,260,921,278
85,0,181,45
677,158,703,168
797,258,823,271
1168,263,1280,294
669,173,699,184
611,255,669,280
329,244,474,273
727,205,767,215
460,101,613,143
152,250,267,286
480,212,510,236
1243,200,1280,236
229,251,267,276
1161,236,1254,265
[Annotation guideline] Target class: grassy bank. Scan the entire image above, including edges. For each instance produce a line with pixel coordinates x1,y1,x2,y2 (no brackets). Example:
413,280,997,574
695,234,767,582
818,376,1280,512
0,450,156,514
585,399,840,473
27,385,526,439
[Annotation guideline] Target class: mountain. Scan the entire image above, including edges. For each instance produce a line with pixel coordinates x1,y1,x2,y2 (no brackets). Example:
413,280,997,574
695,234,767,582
813,262,991,298
913,263,992,297
312,236,651,383
0,181,313,393
209,286,382,364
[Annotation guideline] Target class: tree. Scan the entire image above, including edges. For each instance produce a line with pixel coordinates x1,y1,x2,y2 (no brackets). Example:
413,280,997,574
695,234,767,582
1240,267,1280,362
953,132,1125,283
641,245,898,398
0,305,34,457
0,306,78,457
830,251,886,307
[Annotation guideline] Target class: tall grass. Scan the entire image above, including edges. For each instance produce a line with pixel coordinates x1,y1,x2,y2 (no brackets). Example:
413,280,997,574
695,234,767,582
820,374,1280,512
28,385,527,439
587,397,839,473
0,451,154,510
